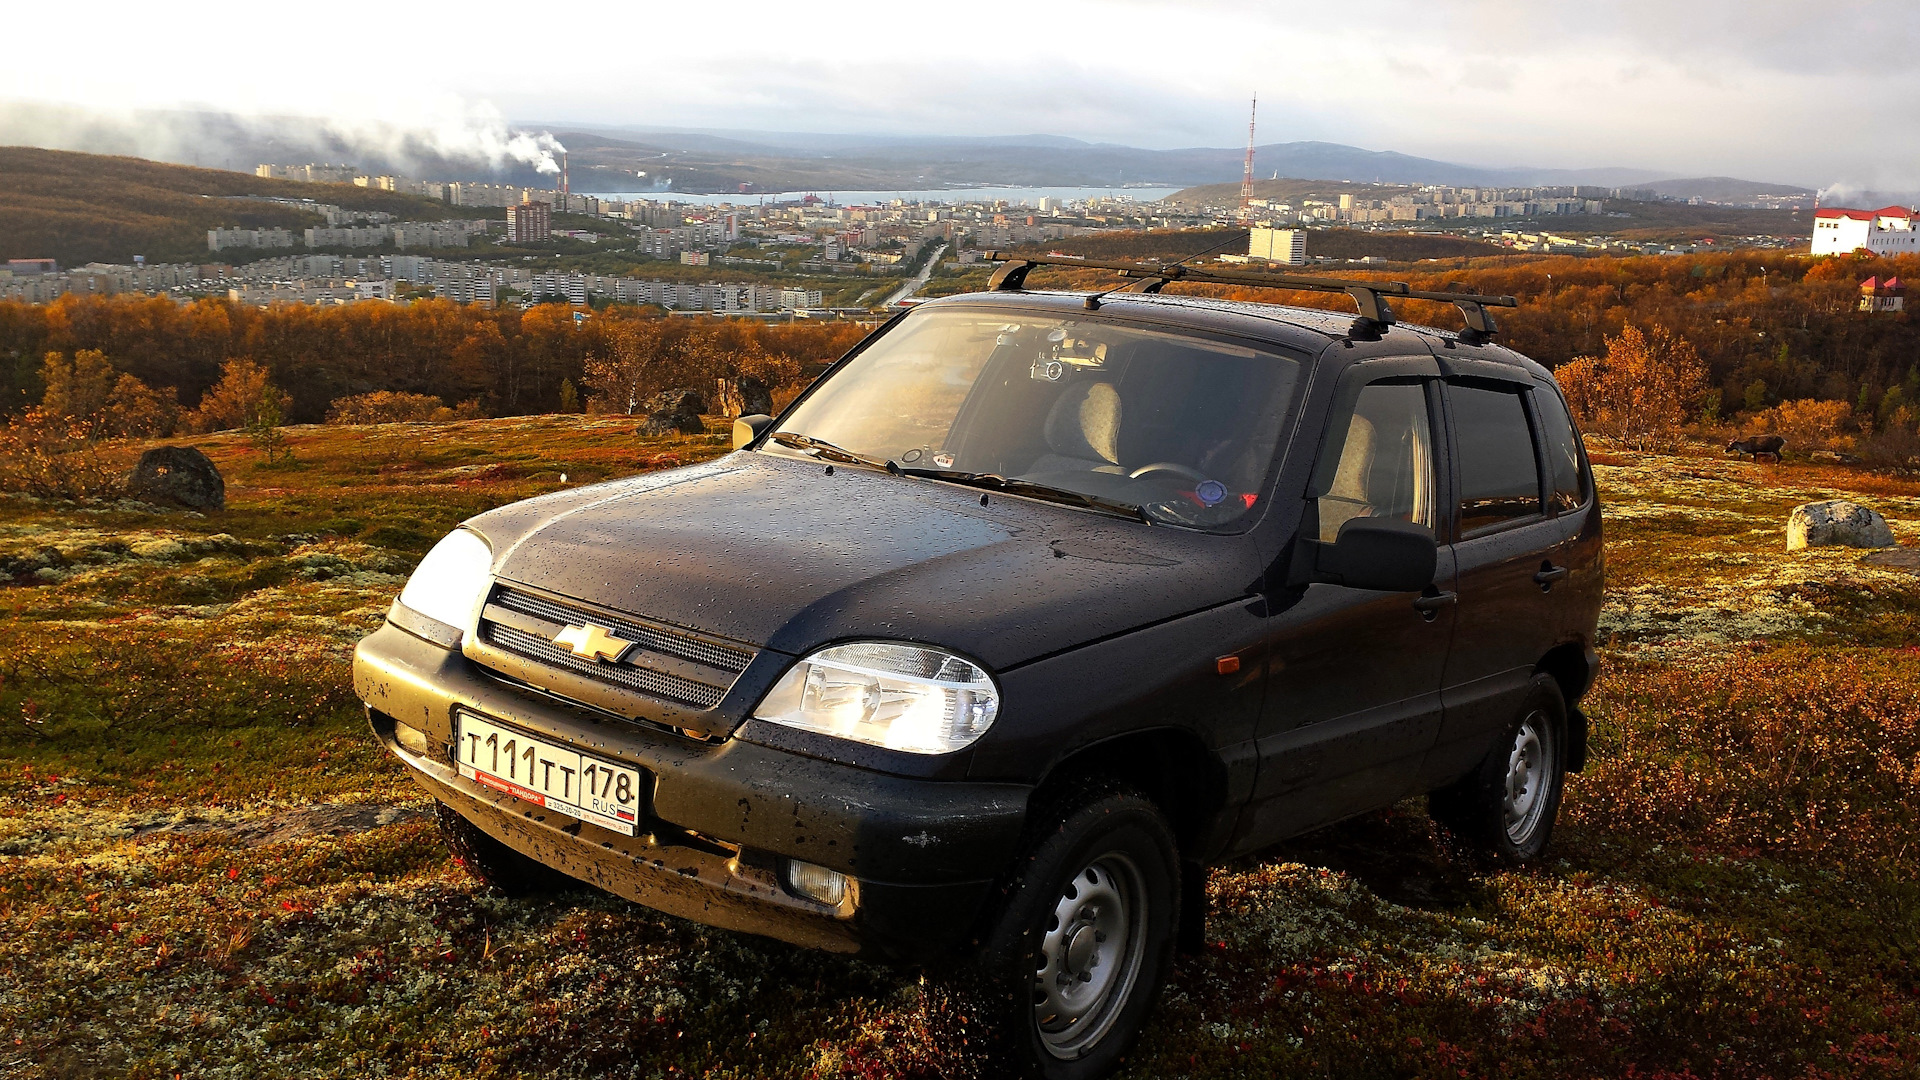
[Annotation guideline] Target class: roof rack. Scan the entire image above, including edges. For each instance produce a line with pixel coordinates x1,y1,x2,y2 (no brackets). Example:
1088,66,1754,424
982,251,1518,344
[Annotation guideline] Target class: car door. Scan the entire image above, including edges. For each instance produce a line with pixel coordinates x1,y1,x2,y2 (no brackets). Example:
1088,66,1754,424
1417,374,1580,787
1232,359,1457,852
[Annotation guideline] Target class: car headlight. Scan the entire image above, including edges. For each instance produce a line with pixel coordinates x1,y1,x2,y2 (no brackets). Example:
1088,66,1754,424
397,528,493,631
753,642,1000,755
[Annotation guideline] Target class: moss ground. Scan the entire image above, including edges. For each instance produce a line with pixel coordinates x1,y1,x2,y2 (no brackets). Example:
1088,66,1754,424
1,425,1916,1079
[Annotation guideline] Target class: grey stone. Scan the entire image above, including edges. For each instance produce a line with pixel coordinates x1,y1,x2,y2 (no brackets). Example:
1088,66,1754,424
636,387,709,436
1786,500,1895,551
126,446,225,511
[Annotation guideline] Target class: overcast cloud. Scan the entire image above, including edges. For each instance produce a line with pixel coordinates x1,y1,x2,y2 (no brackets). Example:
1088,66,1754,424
2,0,1910,189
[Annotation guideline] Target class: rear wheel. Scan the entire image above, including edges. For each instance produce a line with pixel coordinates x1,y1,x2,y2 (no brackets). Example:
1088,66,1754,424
435,800,565,896
1430,674,1568,864
982,787,1179,1079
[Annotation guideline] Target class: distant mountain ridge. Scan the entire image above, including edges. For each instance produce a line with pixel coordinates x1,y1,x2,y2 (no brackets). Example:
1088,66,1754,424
0,105,1803,195
552,124,1684,190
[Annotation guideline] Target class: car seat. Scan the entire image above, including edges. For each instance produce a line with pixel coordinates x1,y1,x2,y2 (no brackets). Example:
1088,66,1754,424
1027,380,1127,476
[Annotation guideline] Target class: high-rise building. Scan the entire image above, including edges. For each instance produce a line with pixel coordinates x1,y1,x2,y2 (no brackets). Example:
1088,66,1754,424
1248,227,1306,266
506,201,552,244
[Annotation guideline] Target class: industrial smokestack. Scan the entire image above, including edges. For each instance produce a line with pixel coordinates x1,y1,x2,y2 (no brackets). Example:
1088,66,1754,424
561,152,569,197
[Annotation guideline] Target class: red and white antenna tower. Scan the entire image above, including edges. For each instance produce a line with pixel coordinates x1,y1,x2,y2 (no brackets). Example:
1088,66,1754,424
1238,93,1257,223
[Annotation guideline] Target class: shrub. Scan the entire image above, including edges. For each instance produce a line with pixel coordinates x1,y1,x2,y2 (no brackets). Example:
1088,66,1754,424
187,358,290,434
327,391,461,424
1558,325,1709,450
39,349,176,438
1751,397,1857,451
0,408,124,498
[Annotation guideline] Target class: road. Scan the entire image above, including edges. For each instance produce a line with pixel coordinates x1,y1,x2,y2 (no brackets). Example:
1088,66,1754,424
881,243,947,308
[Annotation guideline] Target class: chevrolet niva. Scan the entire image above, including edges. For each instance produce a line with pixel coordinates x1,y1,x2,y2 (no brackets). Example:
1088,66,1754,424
354,261,1602,1078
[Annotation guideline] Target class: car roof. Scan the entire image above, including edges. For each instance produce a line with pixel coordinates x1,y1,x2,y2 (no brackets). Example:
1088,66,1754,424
920,288,1548,379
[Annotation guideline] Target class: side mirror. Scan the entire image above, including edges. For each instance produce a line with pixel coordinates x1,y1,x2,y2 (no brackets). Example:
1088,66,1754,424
732,413,773,449
1315,518,1436,592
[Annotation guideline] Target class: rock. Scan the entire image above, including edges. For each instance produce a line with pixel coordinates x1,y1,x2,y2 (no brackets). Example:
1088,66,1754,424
1786,500,1895,551
126,446,225,511
715,376,774,417
636,387,709,436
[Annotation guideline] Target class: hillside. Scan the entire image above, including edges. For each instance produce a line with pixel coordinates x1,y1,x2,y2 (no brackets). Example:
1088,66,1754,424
2,423,1917,1076
0,147,474,266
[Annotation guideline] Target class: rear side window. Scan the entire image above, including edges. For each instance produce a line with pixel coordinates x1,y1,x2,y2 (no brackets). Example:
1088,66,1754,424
1531,388,1590,513
1449,383,1542,536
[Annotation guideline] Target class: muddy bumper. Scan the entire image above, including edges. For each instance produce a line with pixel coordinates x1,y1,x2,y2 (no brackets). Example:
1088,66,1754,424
353,620,1030,960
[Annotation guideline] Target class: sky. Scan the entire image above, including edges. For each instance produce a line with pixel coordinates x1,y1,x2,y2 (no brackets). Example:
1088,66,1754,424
3,0,1913,192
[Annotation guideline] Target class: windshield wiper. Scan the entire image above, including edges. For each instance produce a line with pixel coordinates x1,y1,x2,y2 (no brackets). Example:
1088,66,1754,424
767,431,897,472
896,468,1153,524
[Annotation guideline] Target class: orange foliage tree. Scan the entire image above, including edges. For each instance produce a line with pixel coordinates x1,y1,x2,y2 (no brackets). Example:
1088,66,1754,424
1557,325,1710,449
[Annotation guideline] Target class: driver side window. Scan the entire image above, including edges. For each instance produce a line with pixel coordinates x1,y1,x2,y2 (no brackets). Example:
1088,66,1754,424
1312,381,1436,543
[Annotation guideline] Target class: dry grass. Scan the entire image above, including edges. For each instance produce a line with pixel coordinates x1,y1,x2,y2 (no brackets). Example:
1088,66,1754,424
1,423,1916,1079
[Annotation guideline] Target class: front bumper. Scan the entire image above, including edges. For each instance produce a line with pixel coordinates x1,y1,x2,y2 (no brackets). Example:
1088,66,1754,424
354,619,1031,959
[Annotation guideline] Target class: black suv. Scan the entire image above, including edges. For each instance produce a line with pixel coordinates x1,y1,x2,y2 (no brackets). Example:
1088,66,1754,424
354,271,1602,1078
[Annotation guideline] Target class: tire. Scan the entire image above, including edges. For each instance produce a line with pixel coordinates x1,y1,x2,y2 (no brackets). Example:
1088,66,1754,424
435,800,566,896
1430,674,1568,865
980,785,1180,1079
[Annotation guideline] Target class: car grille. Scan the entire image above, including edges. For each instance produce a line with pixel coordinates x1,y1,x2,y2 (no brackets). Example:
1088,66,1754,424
476,585,754,711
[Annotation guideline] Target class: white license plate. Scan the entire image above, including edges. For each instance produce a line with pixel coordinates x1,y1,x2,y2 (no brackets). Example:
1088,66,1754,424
454,713,644,835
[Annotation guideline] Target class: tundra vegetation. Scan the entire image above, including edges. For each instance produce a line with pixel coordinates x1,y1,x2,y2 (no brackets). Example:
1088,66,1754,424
0,410,1916,1079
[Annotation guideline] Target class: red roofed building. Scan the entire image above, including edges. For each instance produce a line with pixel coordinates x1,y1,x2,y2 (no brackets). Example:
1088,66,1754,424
1860,275,1906,313
1813,205,1920,256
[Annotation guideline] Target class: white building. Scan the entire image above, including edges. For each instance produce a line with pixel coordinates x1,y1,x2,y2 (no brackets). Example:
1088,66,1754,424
1812,206,1920,256
1248,227,1306,266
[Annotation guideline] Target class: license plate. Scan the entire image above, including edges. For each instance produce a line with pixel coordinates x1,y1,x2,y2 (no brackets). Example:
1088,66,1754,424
453,713,644,835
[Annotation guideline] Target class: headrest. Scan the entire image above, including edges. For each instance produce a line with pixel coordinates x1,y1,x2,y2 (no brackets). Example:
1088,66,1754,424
1044,381,1122,464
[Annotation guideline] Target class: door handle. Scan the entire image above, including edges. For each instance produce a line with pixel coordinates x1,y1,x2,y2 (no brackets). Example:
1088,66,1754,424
1413,591,1458,621
1534,563,1570,591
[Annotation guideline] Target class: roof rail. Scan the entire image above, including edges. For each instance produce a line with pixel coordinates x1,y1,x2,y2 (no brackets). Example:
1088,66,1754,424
982,251,1518,343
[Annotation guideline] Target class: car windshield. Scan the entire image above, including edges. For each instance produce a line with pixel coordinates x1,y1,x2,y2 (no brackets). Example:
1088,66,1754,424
766,306,1307,529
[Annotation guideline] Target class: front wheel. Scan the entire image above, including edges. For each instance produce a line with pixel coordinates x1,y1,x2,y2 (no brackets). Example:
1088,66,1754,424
982,787,1179,1079
1430,674,1568,864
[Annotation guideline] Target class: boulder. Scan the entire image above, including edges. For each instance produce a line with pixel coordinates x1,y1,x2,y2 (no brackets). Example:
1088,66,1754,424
715,376,774,418
126,446,225,511
1786,500,1894,551
636,387,709,436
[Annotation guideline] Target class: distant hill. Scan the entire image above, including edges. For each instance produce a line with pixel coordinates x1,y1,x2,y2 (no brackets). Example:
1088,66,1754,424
1643,177,1815,202
556,124,1681,192
0,147,465,265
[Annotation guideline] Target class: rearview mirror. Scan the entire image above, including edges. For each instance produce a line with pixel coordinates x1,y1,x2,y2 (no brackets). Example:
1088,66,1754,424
733,414,773,449
1314,519,1437,592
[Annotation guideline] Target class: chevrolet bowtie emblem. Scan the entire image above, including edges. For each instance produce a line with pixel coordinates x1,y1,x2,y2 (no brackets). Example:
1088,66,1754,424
553,622,634,663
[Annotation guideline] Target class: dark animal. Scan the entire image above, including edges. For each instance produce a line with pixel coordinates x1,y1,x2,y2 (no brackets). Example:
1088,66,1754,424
1727,434,1786,462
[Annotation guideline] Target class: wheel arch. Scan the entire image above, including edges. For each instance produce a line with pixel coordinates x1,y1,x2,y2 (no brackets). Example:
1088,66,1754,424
1029,727,1231,861
1535,641,1597,772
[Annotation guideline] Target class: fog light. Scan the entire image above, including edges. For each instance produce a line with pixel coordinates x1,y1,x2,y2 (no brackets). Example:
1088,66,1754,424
393,720,431,756
786,860,848,906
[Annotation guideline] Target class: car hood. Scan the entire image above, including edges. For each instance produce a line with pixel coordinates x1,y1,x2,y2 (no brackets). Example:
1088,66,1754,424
465,452,1263,671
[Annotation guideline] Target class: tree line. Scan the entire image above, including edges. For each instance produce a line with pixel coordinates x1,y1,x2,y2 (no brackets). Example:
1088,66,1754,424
0,296,874,423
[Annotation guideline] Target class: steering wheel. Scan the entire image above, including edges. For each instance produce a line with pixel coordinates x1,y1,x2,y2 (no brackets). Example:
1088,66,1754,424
1127,461,1210,484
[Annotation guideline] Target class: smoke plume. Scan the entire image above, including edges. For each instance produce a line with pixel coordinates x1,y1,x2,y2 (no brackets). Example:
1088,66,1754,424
0,98,568,181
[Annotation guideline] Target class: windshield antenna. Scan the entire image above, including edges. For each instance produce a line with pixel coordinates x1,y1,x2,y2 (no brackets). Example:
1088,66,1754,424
1083,229,1250,310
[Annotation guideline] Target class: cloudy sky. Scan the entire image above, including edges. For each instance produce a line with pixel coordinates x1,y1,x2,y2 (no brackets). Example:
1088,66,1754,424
2,0,1910,190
